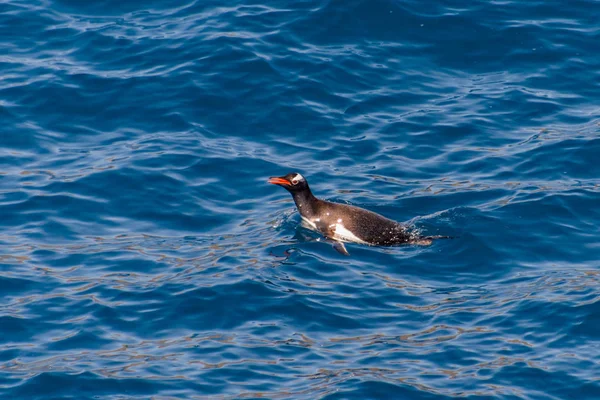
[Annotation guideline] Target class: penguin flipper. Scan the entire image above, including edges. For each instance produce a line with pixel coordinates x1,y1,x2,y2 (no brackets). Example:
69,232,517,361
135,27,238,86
332,241,350,256
320,225,350,256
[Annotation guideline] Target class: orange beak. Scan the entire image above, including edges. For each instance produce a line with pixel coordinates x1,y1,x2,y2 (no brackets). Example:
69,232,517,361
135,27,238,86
268,177,291,186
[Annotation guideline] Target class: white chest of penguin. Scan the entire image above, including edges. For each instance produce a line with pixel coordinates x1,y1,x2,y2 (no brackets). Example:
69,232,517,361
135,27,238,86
300,216,368,244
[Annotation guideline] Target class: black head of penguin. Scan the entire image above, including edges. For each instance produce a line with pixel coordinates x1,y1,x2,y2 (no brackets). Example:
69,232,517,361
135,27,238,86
268,172,310,194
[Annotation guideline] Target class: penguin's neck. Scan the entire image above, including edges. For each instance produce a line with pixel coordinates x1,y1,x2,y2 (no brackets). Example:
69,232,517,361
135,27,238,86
291,189,318,219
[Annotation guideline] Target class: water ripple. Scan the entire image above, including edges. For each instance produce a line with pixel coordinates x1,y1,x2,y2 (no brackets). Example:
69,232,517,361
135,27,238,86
2,0,600,398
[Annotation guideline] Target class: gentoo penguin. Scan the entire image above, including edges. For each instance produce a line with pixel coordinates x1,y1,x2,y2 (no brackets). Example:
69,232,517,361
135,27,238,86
269,172,448,255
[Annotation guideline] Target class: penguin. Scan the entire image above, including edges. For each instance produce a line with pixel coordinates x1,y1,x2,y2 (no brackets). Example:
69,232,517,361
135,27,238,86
268,172,448,255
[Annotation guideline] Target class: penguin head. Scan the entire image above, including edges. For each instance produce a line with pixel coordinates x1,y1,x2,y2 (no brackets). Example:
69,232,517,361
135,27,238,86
268,172,309,193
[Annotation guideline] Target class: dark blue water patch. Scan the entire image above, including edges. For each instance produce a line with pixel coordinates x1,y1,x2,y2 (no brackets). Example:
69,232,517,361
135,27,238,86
0,276,39,297
321,379,461,400
5,371,172,400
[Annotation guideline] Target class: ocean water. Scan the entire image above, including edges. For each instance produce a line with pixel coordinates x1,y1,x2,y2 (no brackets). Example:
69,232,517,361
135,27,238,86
1,0,600,398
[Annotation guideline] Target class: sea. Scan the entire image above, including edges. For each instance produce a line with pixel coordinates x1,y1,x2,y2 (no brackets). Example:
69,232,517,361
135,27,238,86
1,0,599,399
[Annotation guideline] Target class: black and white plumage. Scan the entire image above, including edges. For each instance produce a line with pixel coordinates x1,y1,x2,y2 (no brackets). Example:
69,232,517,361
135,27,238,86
268,172,445,255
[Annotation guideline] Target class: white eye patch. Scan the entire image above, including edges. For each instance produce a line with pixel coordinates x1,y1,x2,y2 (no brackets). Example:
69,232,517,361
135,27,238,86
291,173,304,185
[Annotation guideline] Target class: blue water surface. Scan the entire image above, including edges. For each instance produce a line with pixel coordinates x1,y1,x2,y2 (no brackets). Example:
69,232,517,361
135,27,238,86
1,0,600,398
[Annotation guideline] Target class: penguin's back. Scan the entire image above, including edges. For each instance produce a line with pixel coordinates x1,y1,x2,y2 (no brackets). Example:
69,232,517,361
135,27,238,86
313,200,411,246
